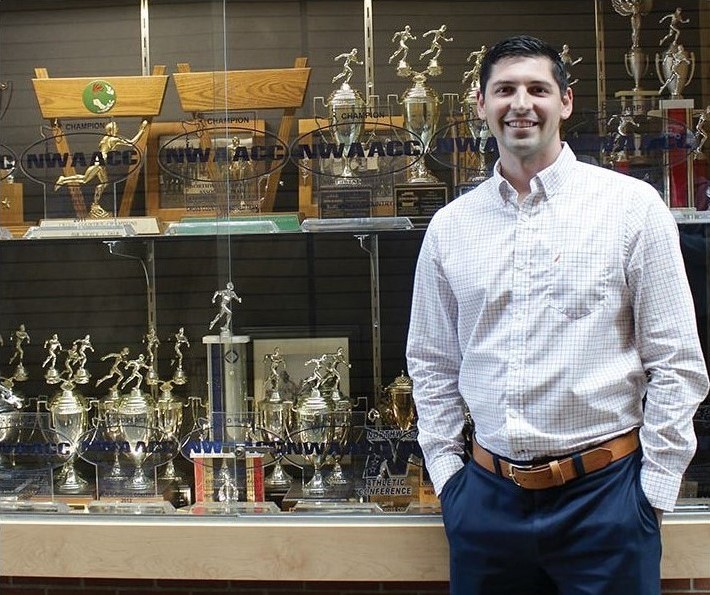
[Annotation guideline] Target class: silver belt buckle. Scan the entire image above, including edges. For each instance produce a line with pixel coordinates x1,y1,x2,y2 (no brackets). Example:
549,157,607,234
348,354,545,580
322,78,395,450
507,462,534,487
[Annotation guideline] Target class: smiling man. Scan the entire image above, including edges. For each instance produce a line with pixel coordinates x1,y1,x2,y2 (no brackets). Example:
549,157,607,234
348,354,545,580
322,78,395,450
406,35,709,595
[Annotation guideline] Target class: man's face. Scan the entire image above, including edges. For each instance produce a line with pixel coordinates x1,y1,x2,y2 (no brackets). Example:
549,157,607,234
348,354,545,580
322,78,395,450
477,55,573,167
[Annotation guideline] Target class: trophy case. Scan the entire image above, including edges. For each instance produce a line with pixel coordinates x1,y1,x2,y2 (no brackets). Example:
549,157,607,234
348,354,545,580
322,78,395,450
1,0,710,585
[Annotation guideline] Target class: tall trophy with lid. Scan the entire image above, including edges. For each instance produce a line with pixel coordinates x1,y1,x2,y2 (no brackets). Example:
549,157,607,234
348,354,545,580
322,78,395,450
385,371,416,431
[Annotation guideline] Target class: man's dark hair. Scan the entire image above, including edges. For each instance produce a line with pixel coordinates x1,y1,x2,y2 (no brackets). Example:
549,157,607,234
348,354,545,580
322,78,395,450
479,35,567,96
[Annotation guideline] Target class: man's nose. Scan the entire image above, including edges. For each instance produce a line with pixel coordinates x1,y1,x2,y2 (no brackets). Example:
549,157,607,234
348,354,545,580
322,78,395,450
511,88,532,111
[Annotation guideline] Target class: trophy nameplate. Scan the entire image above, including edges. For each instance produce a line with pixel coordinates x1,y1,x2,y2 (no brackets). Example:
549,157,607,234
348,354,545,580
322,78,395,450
25,222,133,239
394,184,448,223
456,181,485,197
38,217,160,235
318,186,372,219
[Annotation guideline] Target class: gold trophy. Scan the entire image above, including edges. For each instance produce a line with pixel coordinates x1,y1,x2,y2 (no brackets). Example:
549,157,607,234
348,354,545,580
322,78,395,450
54,120,148,219
384,371,416,431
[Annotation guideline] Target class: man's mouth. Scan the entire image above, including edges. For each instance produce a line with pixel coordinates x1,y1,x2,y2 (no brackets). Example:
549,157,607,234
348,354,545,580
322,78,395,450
506,120,538,128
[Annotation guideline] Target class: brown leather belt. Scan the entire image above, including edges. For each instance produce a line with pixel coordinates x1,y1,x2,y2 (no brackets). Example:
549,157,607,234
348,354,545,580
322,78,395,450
472,429,640,490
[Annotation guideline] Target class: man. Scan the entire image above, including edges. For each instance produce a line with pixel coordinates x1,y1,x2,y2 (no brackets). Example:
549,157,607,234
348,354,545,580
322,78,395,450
406,35,709,595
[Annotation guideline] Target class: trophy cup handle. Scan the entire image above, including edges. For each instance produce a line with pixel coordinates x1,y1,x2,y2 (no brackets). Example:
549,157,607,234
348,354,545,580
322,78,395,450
0,81,12,121
687,53,696,86
313,96,328,127
625,52,632,79
655,53,664,86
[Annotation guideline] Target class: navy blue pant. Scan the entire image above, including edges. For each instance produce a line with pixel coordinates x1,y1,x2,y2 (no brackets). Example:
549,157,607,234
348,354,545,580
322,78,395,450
440,450,661,595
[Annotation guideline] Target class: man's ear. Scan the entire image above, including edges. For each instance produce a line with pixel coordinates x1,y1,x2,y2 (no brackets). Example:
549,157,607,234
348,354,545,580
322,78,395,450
561,86,574,121
476,89,486,120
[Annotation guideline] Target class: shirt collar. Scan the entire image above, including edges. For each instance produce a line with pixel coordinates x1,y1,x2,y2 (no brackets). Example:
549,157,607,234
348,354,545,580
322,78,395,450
493,143,577,204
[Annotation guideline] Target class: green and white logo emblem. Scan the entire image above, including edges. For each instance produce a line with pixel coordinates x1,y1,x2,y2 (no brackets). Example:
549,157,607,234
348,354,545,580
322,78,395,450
82,80,116,114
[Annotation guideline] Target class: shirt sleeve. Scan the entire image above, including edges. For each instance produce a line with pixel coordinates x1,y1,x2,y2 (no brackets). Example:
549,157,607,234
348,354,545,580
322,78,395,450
627,192,710,511
406,219,468,495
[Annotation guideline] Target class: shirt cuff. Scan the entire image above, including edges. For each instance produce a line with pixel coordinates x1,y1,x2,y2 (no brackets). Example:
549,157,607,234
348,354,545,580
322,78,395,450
640,464,683,512
428,453,465,496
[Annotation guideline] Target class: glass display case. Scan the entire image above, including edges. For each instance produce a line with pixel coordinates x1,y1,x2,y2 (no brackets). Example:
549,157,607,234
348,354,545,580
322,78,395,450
1,0,710,585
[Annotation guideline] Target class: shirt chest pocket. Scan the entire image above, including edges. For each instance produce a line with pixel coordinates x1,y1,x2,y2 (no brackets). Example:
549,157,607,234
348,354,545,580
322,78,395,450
545,248,609,319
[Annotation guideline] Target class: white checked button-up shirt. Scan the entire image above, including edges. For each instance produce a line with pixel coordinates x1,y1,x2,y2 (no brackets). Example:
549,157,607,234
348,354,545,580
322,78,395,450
406,144,709,511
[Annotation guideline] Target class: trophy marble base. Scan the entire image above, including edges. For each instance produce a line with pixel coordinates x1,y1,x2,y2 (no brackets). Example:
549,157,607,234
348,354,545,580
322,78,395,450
188,500,280,515
0,500,72,513
87,499,176,515
42,494,95,511
613,89,659,116
394,184,448,224
281,481,358,511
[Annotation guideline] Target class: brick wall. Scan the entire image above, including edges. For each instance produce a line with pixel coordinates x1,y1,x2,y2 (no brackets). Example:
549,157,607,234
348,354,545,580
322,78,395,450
663,579,710,594
1,578,709,594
